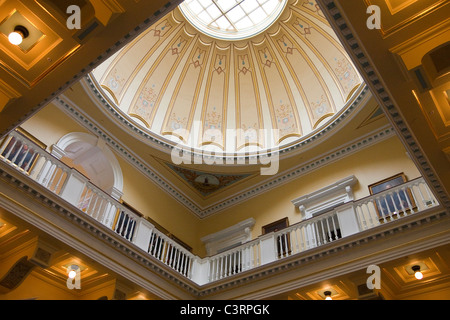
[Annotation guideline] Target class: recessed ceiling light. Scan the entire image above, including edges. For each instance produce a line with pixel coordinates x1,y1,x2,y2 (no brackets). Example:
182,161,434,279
8,25,29,45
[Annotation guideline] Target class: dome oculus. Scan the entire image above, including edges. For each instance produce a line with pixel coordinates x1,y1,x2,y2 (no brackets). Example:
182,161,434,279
179,0,288,40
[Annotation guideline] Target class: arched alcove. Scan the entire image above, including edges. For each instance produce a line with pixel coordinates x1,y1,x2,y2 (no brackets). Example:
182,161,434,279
52,132,123,200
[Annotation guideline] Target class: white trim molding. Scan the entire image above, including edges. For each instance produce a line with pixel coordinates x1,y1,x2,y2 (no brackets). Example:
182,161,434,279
292,175,357,219
201,218,255,256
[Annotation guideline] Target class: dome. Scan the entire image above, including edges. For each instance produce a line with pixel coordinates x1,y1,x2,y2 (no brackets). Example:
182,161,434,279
91,0,363,156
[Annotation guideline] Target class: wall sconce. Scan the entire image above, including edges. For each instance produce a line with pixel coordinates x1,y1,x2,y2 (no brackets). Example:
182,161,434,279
324,290,332,300
412,265,423,280
8,25,29,45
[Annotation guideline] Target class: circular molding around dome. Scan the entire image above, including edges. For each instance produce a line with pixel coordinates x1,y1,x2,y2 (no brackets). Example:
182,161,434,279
90,0,364,159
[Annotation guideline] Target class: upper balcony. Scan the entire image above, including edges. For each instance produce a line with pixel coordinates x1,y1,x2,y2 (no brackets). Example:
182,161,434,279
0,128,446,299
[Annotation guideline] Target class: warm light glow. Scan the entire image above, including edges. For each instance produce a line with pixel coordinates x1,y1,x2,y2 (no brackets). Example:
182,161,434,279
68,270,77,279
324,290,332,300
412,265,423,280
8,31,23,45
414,270,423,280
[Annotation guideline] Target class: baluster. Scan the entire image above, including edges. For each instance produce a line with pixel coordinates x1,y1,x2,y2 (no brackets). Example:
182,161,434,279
229,253,234,275
238,249,241,273
220,255,224,279
250,244,256,268
79,187,90,212
164,243,170,265
277,235,282,258
187,257,192,279
355,205,365,230
22,149,36,173
127,219,135,241
389,192,400,217
173,246,179,269
171,245,176,267
148,232,155,255
216,258,220,281
3,138,18,159
17,147,30,169
208,259,213,282
376,197,387,223
283,232,289,257
305,224,311,249
331,215,339,240
247,245,252,271
216,257,220,280
414,184,425,211
10,141,23,164
397,188,407,214
422,182,435,206
176,249,182,271
120,212,128,237
89,192,99,218
42,163,56,188
150,233,157,256
155,235,162,260
319,219,326,244
52,168,66,194
96,197,107,223
325,217,332,242
293,227,299,254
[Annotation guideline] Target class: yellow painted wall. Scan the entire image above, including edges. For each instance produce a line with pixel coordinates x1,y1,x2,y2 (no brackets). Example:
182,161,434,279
195,135,422,257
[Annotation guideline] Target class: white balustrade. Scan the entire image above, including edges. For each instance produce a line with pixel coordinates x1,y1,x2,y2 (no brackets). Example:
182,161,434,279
147,228,195,278
354,177,438,231
0,131,441,285
207,240,260,282
271,210,342,260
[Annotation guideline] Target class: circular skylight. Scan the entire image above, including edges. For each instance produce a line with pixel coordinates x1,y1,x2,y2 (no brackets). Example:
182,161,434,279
179,0,288,40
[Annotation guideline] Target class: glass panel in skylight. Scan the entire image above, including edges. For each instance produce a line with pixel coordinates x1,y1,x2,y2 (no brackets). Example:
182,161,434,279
240,0,259,13
198,11,213,24
198,0,212,7
228,6,246,23
216,15,233,30
187,0,204,14
215,0,238,12
248,7,267,24
235,16,253,29
179,0,287,39
206,4,222,20
261,0,278,14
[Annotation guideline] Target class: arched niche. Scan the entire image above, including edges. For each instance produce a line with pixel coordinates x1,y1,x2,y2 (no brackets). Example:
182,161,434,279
52,132,123,200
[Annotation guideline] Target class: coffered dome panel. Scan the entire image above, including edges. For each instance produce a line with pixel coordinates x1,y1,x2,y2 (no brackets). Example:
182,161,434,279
91,0,363,154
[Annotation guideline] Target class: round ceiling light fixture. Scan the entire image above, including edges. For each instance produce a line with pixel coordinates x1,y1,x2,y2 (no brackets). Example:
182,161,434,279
8,25,29,45
412,265,423,280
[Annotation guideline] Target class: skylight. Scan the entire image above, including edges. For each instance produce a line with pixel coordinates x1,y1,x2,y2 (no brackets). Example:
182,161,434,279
179,0,287,40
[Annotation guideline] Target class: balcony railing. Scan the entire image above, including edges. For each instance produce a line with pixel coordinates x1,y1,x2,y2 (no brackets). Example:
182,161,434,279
0,130,440,286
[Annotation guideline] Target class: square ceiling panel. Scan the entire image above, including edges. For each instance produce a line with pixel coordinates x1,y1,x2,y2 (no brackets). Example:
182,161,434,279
0,10,44,53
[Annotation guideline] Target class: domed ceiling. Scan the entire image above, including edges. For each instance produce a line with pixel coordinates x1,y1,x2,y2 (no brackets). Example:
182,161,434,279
91,0,363,154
